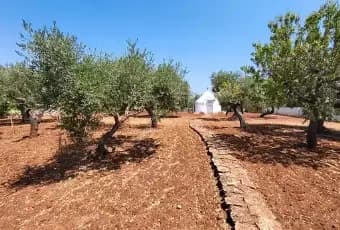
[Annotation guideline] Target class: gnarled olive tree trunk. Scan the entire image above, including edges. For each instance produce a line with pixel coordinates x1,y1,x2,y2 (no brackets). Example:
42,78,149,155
225,104,232,117
146,107,157,128
307,119,318,148
20,107,31,123
27,109,43,137
96,111,139,156
306,119,326,148
260,106,275,118
97,113,124,155
231,103,247,129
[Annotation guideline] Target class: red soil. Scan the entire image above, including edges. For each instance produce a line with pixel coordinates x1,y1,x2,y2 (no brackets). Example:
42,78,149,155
0,114,226,229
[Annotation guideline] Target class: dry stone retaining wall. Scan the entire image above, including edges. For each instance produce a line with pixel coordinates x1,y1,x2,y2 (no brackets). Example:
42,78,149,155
190,121,282,230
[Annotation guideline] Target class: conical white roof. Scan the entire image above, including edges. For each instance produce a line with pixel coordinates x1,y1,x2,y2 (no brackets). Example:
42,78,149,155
196,90,217,103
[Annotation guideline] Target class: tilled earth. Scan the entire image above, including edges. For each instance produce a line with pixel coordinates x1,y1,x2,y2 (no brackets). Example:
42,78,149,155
0,114,226,229
197,113,340,230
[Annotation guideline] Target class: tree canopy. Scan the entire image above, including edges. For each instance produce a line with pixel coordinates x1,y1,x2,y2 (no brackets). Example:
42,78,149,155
8,21,191,144
248,1,340,147
17,20,85,110
211,71,250,128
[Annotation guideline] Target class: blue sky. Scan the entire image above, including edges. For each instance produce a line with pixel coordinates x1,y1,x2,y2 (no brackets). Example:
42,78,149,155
1,0,327,94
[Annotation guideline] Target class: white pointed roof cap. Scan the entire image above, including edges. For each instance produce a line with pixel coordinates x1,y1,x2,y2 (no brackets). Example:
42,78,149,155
196,90,217,103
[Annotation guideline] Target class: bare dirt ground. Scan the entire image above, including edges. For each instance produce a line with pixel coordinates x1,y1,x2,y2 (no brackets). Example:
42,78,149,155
197,113,340,230
0,114,226,229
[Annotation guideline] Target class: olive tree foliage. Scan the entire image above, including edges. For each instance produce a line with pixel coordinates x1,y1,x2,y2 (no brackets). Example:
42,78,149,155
95,42,190,153
211,70,239,94
186,92,199,111
105,41,153,114
58,56,104,142
0,63,38,119
17,20,99,139
211,71,249,128
18,20,85,109
177,81,191,110
211,71,239,109
0,66,10,117
242,66,287,117
248,1,340,148
145,61,189,127
95,42,155,154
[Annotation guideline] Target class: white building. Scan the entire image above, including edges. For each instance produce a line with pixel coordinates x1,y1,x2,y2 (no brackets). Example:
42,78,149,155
194,90,222,114
274,106,340,121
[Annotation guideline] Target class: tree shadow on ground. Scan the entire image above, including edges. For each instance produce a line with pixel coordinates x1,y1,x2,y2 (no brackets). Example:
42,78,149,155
45,124,61,130
245,123,306,137
319,128,340,142
131,114,150,118
210,123,340,169
134,114,180,119
203,125,240,130
40,118,58,123
258,115,282,120
197,117,229,122
246,123,340,141
128,124,153,129
9,135,158,189
12,136,31,142
161,115,180,118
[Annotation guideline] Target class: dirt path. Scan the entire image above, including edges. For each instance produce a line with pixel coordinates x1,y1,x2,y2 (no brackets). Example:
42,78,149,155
0,115,227,229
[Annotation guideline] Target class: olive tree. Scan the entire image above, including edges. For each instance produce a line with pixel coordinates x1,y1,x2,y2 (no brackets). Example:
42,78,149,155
212,71,249,128
96,42,154,154
145,60,189,127
249,1,340,147
17,20,87,137
0,63,39,122
58,55,104,142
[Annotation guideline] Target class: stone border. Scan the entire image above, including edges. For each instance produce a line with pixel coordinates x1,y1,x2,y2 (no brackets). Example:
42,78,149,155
190,121,282,230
